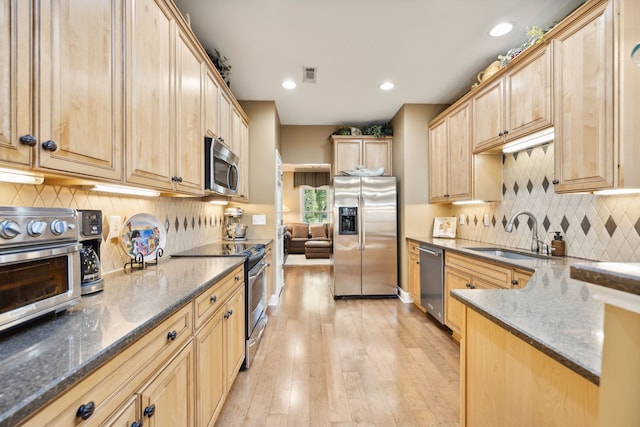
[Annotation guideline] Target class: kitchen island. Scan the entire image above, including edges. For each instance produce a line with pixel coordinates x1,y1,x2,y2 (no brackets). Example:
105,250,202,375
407,236,604,426
0,256,244,426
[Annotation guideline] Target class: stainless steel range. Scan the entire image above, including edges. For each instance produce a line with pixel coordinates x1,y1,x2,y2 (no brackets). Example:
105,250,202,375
0,207,81,333
171,241,268,369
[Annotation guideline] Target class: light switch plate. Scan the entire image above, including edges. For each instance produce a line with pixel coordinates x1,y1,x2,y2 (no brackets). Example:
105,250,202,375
459,214,465,225
108,215,122,240
483,213,490,226
252,214,267,225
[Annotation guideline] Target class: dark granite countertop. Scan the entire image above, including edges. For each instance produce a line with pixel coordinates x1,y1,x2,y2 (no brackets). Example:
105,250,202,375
406,236,604,385
570,262,640,296
0,256,244,427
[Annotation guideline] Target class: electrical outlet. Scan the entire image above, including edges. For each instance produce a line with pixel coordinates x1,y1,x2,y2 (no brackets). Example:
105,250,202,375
252,214,267,225
459,214,465,225
483,213,490,226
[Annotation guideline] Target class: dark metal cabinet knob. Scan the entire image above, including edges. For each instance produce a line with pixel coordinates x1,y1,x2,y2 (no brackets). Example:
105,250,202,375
512,279,519,285
143,404,156,418
503,130,509,135
19,134,37,146
498,132,504,137
76,401,95,420
41,140,58,151
552,179,559,185
210,295,217,303
167,330,177,341
131,420,143,427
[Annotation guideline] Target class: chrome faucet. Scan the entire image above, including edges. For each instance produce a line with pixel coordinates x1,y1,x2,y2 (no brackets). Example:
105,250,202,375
505,211,540,253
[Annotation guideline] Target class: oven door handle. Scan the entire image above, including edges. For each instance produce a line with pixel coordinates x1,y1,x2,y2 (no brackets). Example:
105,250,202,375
248,261,267,280
0,242,82,266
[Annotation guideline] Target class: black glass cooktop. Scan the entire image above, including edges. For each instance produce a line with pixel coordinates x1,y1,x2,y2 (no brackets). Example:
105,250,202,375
171,242,265,259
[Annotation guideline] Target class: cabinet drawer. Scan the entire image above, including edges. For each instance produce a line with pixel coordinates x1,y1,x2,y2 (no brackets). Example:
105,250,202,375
446,251,511,289
22,304,193,427
194,265,243,330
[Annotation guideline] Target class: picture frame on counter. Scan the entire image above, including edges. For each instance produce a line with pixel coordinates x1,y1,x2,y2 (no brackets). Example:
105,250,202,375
433,217,457,238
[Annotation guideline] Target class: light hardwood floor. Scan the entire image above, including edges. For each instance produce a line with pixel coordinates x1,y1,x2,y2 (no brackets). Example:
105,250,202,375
216,265,460,426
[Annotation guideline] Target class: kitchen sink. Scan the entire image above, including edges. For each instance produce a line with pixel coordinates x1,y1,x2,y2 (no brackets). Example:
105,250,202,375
465,247,550,261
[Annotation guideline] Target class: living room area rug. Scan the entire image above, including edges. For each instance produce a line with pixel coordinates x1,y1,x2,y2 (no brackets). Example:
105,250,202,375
284,254,331,267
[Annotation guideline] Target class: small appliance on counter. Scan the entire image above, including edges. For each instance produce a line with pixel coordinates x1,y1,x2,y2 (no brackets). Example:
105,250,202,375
223,207,248,240
78,209,104,295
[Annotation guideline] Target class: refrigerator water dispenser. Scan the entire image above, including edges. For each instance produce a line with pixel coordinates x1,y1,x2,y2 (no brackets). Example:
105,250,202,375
338,207,358,235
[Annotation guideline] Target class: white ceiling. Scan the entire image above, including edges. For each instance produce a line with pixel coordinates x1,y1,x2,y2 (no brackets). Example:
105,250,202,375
173,0,584,126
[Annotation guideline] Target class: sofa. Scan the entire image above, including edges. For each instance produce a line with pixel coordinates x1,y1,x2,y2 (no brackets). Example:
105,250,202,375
284,223,332,258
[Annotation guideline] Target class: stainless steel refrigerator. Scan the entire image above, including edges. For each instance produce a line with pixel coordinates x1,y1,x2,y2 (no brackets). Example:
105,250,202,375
332,176,397,296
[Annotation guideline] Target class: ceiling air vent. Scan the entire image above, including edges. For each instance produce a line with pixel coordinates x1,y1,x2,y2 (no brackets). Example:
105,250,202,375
303,66,317,83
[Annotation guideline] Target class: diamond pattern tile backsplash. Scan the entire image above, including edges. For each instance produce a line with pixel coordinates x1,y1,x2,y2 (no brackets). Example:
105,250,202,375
0,183,226,274
452,143,640,262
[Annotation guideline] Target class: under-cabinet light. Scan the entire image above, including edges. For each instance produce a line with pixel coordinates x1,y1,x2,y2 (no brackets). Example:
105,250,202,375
207,200,229,205
593,188,640,196
452,200,486,205
502,128,554,153
0,167,44,185
89,184,160,197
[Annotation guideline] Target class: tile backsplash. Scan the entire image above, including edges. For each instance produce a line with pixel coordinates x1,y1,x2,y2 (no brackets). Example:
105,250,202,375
452,143,640,262
0,182,226,274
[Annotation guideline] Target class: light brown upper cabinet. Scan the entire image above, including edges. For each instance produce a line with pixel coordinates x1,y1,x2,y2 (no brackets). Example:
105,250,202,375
231,108,249,202
331,135,392,176
125,0,204,195
124,0,175,191
204,67,221,139
552,0,640,193
472,43,552,153
428,101,501,203
218,91,232,149
0,0,123,180
0,0,32,169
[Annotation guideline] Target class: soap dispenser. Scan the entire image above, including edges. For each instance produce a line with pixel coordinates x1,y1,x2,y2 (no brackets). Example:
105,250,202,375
551,232,566,257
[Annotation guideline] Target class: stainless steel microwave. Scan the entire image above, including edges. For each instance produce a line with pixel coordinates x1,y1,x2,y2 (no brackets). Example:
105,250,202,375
205,136,239,196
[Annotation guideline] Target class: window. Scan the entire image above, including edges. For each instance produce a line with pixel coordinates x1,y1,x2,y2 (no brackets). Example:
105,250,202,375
300,186,329,223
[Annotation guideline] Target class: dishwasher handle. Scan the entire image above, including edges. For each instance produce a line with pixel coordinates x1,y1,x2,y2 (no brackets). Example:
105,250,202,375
417,246,441,257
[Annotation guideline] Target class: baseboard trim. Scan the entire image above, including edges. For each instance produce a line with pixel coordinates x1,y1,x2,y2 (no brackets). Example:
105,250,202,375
397,287,414,304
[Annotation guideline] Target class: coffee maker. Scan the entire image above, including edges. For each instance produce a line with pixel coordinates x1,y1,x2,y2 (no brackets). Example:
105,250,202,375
78,209,104,295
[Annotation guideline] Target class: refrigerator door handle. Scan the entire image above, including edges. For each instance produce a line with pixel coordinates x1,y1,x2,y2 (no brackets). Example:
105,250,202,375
360,194,365,251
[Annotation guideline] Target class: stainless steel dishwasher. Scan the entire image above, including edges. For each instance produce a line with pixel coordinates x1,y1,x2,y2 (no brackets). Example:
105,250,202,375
418,244,445,324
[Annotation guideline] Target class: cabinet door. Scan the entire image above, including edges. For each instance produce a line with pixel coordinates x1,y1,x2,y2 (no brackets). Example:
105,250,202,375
196,307,226,427
407,243,423,311
0,0,32,168
333,138,362,174
505,45,552,141
428,119,449,202
125,0,174,190
140,343,195,427
444,266,471,337
230,109,249,201
362,138,392,175
447,102,472,200
36,0,123,180
512,268,533,289
472,78,504,152
553,3,614,193
204,68,220,138
226,286,246,388
174,29,204,195
104,395,140,427
218,91,232,148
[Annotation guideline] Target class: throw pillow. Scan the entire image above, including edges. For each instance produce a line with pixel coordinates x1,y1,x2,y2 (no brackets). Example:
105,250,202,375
309,224,326,239
292,224,309,238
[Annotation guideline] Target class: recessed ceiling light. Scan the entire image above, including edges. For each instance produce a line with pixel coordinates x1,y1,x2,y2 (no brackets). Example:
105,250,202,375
489,22,514,37
282,79,296,89
379,81,394,91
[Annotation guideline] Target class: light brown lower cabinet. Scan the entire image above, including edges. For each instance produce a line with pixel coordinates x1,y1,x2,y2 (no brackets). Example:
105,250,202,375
406,240,425,312
444,251,533,340
21,266,245,427
461,308,598,426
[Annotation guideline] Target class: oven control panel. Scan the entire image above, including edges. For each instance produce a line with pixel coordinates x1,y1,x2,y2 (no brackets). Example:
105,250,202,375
0,207,78,247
